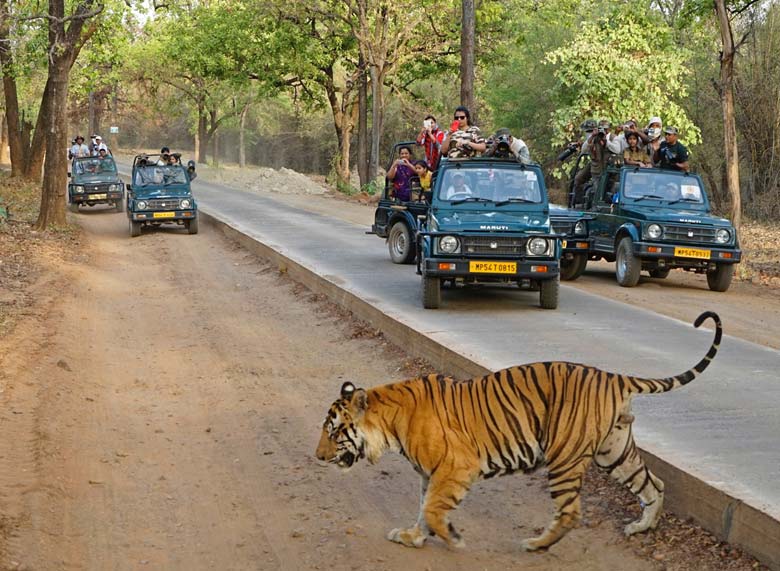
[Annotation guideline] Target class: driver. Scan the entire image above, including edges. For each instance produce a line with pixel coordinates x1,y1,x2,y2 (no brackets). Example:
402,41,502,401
444,173,472,199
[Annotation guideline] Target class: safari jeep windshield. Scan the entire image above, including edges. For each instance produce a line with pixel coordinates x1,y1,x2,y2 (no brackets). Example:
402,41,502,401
73,157,117,176
437,166,543,205
623,171,705,206
133,165,188,187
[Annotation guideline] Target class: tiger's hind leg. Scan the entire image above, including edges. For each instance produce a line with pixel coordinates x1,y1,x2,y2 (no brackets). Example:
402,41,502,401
595,417,665,536
387,475,430,548
521,458,589,552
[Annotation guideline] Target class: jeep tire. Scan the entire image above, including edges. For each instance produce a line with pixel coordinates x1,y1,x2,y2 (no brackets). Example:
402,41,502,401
388,222,415,264
615,237,641,287
539,276,559,309
187,217,199,235
129,219,141,238
560,253,587,281
707,263,733,292
422,275,441,309
115,198,124,213
649,267,670,279
68,202,79,213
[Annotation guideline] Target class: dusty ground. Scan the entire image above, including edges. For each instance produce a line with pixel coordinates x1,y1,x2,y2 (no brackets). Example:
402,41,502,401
0,199,767,570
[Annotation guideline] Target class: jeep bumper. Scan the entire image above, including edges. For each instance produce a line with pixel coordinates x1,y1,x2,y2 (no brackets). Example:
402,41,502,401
562,238,591,255
70,191,123,204
130,210,197,222
422,258,559,280
633,241,741,264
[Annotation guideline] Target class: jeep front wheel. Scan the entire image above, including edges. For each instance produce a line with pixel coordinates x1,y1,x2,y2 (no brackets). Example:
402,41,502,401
615,237,641,287
539,277,559,309
422,275,441,309
388,223,415,264
129,219,142,238
68,202,79,213
187,217,199,235
560,253,587,281
707,263,733,292
115,198,124,213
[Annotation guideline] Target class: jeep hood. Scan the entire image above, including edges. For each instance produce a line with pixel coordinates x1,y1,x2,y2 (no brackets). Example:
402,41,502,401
619,205,732,227
72,173,121,185
549,203,585,219
433,208,550,232
131,186,192,199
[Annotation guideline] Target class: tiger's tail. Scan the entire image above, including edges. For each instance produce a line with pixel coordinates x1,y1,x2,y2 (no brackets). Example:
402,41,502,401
628,311,722,395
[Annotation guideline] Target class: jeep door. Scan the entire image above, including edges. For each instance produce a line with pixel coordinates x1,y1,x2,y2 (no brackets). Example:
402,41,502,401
590,171,622,254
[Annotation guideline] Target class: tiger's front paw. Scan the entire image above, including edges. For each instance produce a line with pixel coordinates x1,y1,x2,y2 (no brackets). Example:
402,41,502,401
520,537,547,552
387,526,427,548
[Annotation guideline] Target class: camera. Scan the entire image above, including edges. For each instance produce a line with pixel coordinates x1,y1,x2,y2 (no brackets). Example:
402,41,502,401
557,142,579,162
423,119,433,129
493,134,512,157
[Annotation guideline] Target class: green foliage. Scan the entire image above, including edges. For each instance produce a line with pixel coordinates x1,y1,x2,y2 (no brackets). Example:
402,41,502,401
545,5,701,157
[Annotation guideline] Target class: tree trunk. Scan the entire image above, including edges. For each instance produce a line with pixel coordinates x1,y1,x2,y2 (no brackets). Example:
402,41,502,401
0,0,25,177
0,114,8,164
24,78,53,181
88,91,97,137
460,0,476,118
35,58,70,229
715,0,741,230
369,65,383,181
197,109,208,164
239,102,248,168
357,57,369,187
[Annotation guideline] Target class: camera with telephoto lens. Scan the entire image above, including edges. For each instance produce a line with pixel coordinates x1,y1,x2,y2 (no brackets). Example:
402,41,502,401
493,133,512,157
557,141,579,162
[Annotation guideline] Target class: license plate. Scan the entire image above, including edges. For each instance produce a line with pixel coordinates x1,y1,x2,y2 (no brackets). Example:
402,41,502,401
469,261,517,274
674,247,711,259
89,193,107,200
153,211,176,219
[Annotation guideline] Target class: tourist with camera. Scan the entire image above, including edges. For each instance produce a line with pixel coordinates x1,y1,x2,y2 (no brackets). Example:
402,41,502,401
484,128,531,164
643,116,664,165
654,127,689,172
387,145,417,202
416,115,445,170
441,106,486,158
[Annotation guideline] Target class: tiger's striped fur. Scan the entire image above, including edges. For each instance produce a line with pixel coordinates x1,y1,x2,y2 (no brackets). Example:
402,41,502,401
315,311,721,552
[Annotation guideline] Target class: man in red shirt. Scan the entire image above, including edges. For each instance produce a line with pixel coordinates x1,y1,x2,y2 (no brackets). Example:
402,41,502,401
416,114,445,171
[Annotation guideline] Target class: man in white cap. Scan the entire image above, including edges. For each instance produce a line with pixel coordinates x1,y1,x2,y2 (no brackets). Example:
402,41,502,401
644,116,663,165
92,135,109,156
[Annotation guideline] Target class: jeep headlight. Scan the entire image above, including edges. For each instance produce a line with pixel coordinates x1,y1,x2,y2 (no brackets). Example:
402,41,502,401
647,223,663,239
716,228,731,244
180,199,192,209
74,185,85,194
136,200,147,210
438,235,460,254
574,220,586,235
109,184,119,192
527,237,550,256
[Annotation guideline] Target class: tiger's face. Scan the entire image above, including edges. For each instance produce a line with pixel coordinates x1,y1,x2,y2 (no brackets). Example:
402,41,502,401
315,382,368,471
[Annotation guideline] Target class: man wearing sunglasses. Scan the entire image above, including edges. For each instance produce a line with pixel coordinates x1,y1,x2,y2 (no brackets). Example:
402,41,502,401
441,106,486,158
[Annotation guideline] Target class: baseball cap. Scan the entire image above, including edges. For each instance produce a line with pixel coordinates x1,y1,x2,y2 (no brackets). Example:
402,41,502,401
664,126,679,135
95,135,102,140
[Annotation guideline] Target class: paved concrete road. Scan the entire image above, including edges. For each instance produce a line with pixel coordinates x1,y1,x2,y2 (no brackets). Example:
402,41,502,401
172,178,779,520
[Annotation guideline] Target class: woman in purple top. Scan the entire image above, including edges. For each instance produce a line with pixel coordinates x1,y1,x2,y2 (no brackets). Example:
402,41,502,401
387,146,416,201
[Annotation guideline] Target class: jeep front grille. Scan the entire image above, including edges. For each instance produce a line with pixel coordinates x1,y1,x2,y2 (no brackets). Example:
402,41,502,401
146,199,181,210
85,184,110,192
462,236,525,255
663,224,718,244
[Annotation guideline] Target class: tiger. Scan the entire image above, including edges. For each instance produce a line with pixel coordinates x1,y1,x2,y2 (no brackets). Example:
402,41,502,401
315,311,721,552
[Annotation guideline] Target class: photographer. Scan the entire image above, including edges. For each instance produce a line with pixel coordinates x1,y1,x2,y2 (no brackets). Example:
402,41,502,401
416,115,445,170
484,128,531,164
587,119,617,182
387,145,417,201
654,127,689,172
441,106,486,158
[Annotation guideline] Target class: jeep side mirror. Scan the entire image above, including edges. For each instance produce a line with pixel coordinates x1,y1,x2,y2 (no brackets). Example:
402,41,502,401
67,172,71,178
126,184,132,192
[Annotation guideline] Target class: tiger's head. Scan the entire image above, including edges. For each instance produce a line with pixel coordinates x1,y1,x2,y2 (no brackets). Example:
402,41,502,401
315,382,369,471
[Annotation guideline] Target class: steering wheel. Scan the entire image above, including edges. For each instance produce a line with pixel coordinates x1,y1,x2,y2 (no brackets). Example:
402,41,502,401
447,192,472,200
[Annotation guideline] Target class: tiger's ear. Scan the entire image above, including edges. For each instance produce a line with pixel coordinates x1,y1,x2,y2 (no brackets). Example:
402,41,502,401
341,382,367,412
340,382,356,399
